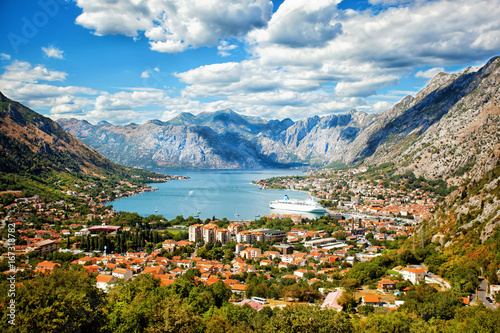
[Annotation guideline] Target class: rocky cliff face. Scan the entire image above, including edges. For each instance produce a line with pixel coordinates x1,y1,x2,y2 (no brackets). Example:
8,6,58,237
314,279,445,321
59,56,500,173
387,57,500,184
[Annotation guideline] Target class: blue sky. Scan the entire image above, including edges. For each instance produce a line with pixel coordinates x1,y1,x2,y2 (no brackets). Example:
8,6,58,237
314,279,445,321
1,0,499,125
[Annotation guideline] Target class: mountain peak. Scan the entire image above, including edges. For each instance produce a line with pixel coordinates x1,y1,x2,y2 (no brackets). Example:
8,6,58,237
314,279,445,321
145,119,166,126
97,120,113,126
0,91,9,102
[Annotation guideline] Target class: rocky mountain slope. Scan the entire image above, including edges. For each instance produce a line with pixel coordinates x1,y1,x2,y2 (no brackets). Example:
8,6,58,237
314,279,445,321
0,92,162,182
59,56,500,176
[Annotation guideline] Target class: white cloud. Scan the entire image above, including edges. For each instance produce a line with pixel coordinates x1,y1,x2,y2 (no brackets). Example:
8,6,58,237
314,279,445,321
1,60,67,83
49,95,93,116
141,70,151,78
217,40,238,57
75,0,273,53
370,100,393,112
170,0,500,121
249,0,343,48
0,60,97,120
42,46,64,59
334,75,399,97
415,67,445,79
0,53,10,60
368,0,412,5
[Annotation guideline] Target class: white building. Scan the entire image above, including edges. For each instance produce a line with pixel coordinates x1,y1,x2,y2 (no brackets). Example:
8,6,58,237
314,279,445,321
112,268,133,280
188,224,202,242
402,267,426,284
96,274,117,292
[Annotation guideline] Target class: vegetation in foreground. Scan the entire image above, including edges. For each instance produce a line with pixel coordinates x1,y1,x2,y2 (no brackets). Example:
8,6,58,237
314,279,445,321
1,270,499,333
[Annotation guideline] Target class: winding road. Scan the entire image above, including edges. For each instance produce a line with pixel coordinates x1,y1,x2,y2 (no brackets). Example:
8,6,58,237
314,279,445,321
477,279,498,310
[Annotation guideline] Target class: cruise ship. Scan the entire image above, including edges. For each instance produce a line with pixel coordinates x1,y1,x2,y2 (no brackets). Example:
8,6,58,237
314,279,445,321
269,195,326,213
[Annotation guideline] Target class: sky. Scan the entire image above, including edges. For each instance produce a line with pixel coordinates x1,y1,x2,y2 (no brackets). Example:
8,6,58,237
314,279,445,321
1,0,500,125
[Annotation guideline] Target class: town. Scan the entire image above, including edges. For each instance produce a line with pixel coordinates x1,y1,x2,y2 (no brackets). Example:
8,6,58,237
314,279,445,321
2,166,498,316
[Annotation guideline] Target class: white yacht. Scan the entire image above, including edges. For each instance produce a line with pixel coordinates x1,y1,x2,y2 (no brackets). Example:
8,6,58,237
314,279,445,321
269,195,326,213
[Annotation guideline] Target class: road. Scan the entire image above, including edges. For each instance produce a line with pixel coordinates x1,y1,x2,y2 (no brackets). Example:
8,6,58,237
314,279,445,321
0,210,11,229
424,273,450,291
477,279,498,310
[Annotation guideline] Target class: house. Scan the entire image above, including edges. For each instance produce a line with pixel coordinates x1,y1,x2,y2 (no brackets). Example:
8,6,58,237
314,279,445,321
233,299,263,311
112,268,133,280
321,290,343,311
171,267,185,275
240,247,262,259
77,256,98,265
260,259,273,267
159,274,177,286
201,273,211,281
294,268,307,278
231,284,248,294
142,266,165,276
361,295,383,307
402,267,426,285
263,251,280,259
490,284,500,297
35,261,60,270
177,259,192,269
33,239,57,254
278,262,289,269
96,274,117,292
378,279,397,291
206,276,220,286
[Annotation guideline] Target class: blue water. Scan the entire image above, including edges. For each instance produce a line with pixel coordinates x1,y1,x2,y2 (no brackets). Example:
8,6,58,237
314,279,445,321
111,169,320,221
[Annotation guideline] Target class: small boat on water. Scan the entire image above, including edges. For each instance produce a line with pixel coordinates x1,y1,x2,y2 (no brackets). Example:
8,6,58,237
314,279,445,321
270,195,325,213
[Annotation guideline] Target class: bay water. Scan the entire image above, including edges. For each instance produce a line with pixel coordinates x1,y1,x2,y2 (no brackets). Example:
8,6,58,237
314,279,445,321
111,169,322,221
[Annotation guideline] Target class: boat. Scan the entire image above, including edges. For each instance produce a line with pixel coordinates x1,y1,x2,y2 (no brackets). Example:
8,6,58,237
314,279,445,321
269,195,326,213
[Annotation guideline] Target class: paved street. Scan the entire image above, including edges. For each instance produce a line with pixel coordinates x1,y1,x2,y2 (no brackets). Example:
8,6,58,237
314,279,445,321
478,279,498,310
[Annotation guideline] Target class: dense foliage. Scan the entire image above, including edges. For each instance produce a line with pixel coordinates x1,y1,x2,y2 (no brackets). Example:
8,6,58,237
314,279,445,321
1,270,499,333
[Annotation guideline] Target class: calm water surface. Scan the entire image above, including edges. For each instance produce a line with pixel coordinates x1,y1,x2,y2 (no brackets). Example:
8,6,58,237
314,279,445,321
111,169,322,221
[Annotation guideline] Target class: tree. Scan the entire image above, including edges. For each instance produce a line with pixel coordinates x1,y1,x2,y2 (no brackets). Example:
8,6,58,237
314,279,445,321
205,314,233,333
340,278,360,292
263,305,353,333
183,268,202,281
105,274,164,332
144,297,204,333
399,250,418,265
212,281,232,308
356,310,425,333
337,292,357,310
0,270,106,332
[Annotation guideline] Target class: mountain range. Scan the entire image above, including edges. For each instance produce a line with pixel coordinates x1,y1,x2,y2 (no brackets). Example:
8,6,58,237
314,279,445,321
58,56,500,183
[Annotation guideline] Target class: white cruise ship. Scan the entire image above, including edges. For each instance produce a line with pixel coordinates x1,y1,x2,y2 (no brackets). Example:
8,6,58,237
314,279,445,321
269,195,326,213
